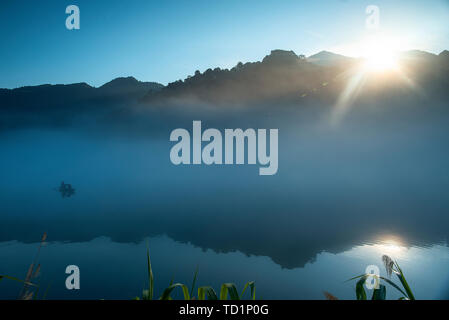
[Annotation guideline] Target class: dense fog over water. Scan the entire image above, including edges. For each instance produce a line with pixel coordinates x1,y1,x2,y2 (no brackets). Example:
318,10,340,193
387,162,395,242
2,98,449,271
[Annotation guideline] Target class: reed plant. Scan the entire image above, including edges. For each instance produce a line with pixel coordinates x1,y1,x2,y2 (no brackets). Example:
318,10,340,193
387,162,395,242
345,254,415,300
134,247,256,300
0,233,48,300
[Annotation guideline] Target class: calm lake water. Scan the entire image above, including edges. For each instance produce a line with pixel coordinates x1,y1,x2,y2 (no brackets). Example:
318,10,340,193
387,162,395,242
1,119,449,299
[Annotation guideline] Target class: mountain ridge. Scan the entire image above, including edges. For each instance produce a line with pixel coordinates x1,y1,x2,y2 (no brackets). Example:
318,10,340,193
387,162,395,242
1,48,448,131
307,50,355,66
141,48,449,107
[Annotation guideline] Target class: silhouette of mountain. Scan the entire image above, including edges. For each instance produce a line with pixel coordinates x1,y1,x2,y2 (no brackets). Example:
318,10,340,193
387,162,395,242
0,77,162,110
307,50,355,66
1,49,449,131
142,49,336,106
439,50,449,59
141,48,449,108
0,77,163,130
399,49,438,60
438,50,449,68
98,76,163,98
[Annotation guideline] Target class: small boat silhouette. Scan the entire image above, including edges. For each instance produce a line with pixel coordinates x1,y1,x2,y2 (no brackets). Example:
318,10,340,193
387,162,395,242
57,181,76,198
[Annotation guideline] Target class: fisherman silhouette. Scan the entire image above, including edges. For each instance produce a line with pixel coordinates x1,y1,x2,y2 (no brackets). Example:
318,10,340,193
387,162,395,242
58,181,75,198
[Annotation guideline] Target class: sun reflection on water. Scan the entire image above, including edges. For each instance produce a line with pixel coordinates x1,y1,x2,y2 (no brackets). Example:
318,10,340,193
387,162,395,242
373,239,407,259
343,235,411,262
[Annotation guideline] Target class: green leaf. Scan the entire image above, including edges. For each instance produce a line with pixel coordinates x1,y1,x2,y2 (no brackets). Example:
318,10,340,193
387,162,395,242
356,276,367,300
198,286,218,300
346,274,367,282
146,246,154,300
371,284,386,300
220,283,240,300
378,276,408,297
240,281,256,300
160,283,190,300
394,263,415,300
42,283,51,300
142,289,150,300
189,266,199,299
33,284,40,300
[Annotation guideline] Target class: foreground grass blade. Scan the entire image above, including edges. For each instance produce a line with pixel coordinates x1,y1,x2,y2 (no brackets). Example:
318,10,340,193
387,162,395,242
346,274,366,282
355,276,367,300
394,263,415,300
146,247,154,300
42,283,51,300
0,275,37,287
190,267,199,299
378,276,408,297
240,281,256,300
220,283,240,300
371,284,386,300
160,283,190,300
198,286,218,300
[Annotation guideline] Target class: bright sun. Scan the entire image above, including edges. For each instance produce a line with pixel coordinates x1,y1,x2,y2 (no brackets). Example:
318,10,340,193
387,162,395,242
363,50,399,72
363,47,399,72
359,35,400,72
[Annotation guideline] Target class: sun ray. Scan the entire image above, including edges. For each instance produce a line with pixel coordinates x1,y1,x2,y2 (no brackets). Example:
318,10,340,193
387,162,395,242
330,33,423,125
331,68,367,125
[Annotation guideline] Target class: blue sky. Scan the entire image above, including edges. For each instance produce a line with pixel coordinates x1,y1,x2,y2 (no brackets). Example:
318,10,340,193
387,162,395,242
1,0,448,88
